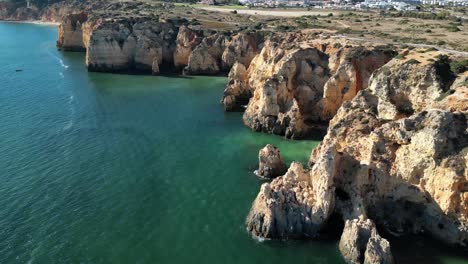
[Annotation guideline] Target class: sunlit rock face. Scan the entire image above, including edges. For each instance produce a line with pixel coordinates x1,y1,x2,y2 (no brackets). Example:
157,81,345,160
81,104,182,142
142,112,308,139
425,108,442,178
255,144,287,179
230,35,394,139
57,12,88,51
246,53,468,259
83,17,178,74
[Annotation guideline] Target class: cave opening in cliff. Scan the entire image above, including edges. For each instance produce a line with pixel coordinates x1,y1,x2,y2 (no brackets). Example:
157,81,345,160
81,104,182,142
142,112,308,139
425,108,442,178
319,212,345,241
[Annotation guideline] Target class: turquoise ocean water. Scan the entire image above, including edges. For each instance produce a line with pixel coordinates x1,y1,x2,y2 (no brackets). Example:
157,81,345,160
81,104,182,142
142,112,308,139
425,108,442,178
0,22,466,263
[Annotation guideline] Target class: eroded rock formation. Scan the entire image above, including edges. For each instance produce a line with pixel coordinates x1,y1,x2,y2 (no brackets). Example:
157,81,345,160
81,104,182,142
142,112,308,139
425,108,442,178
173,26,201,70
83,17,178,73
255,144,287,179
224,35,395,138
339,218,393,264
57,12,88,51
246,52,468,261
185,33,227,75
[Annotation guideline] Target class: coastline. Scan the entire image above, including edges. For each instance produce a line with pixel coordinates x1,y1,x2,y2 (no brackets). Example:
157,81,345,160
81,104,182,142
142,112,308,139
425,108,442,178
0,3,466,263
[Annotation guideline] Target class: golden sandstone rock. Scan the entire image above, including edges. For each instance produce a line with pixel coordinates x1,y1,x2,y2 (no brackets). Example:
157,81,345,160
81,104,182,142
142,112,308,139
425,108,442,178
246,54,467,263
51,7,468,262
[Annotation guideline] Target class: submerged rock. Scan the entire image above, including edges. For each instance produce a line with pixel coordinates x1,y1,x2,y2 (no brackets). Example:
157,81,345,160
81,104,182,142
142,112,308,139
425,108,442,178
255,144,287,179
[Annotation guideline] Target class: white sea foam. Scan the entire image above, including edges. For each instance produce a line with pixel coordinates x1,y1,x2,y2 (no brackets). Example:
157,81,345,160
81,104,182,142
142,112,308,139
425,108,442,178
58,58,69,69
252,234,270,242
47,51,69,69
63,95,75,130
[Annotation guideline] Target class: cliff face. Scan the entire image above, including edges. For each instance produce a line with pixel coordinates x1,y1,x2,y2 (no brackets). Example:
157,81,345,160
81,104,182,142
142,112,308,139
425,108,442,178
227,36,394,139
57,12,88,51
57,12,264,75
173,25,201,70
84,17,177,73
0,0,87,22
185,33,227,75
246,53,468,261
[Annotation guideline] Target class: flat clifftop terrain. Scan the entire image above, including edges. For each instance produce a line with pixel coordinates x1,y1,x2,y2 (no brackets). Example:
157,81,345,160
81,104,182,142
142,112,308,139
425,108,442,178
2,0,467,52
196,5,468,52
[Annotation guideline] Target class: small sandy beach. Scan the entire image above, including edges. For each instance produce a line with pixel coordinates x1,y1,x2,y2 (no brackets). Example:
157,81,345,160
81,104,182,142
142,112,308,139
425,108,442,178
0,20,59,26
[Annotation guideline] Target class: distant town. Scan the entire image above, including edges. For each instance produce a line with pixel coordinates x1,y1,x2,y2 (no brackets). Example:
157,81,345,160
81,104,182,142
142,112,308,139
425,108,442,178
210,0,468,10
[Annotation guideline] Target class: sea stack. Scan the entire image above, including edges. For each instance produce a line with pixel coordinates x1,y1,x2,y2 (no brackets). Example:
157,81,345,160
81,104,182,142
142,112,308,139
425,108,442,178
255,144,287,179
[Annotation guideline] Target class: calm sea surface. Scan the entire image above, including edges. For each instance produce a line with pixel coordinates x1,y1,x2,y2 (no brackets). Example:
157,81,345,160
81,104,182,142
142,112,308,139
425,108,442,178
0,22,466,264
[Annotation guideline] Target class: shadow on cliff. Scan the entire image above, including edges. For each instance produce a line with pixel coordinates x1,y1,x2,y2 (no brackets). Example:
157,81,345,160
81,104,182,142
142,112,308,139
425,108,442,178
333,149,468,264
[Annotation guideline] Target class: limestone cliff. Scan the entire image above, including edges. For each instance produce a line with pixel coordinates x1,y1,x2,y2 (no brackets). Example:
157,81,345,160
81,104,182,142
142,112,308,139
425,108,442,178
84,17,177,74
221,32,262,71
229,36,394,139
56,11,265,76
246,52,468,262
173,26,202,70
57,12,87,51
185,33,227,75
0,0,88,22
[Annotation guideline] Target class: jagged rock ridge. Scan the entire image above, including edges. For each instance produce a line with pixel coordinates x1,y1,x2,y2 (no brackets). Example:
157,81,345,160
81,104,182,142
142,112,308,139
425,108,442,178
246,52,468,263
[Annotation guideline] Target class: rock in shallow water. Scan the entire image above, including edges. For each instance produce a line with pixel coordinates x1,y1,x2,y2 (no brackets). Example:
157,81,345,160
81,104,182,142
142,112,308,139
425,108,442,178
339,218,394,264
255,144,287,179
246,51,468,262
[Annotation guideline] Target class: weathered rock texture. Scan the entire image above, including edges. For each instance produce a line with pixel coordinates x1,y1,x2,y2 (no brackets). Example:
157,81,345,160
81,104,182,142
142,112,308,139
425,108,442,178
223,62,249,111
173,25,201,70
224,35,395,138
339,218,393,264
83,17,178,73
185,33,227,75
255,144,287,179
0,0,88,22
246,52,468,261
57,12,88,51
55,10,266,76
247,162,328,238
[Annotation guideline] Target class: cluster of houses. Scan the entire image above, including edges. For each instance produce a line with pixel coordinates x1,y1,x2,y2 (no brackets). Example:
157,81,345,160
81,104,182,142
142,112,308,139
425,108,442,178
233,0,466,8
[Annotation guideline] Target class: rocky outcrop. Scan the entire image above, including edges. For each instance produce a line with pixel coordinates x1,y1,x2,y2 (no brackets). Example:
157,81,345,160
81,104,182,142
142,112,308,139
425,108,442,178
185,33,226,75
433,73,467,112
0,0,88,22
364,230,394,264
173,25,201,70
246,53,468,260
339,218,393,264
84,17,177,73
0,2,14,20
221,32,262,71
246,145,337,238
368,55,456,120
236,38,394,139
222,62,249,111
57,12,88,51
246,162,327,238
255,144,287,178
